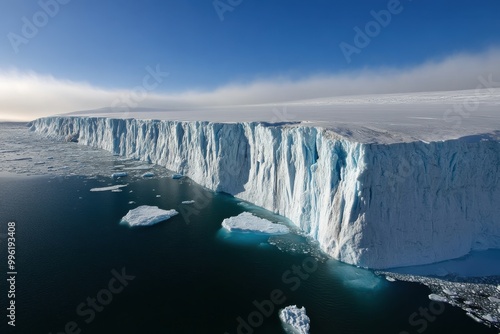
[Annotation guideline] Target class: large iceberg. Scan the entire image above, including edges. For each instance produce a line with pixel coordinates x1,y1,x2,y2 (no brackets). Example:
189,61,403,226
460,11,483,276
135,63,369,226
279,305,310,334
222,212,290,235
121,205,178,226
28,89,500,269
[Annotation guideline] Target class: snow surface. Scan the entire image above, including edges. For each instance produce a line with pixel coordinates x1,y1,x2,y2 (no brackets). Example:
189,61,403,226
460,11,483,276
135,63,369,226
120,205,178,226
222,212,290,235
90,184,128,192
279,305,310,334
29,89,500,269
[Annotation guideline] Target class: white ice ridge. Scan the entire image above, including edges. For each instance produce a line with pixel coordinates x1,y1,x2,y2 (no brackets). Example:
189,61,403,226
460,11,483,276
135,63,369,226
90,184,128,192
29,100,500,268
222,212,290,235
120,205,178,226
279,305,310,334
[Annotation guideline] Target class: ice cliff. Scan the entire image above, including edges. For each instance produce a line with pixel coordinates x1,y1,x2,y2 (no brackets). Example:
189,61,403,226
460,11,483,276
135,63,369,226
29,116,500,269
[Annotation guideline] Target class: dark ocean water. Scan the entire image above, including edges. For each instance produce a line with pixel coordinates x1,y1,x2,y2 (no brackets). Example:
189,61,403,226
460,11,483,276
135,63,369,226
0,123,496,334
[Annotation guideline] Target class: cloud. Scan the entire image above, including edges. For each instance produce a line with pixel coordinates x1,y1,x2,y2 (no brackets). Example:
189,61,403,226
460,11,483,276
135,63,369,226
1,48,500,121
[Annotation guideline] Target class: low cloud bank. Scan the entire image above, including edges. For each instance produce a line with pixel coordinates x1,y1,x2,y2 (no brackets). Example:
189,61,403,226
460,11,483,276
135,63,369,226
1,48,499,121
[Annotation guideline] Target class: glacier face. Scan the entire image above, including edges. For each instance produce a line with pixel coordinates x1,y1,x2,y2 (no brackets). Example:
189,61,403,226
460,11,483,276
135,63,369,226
29,116,500,269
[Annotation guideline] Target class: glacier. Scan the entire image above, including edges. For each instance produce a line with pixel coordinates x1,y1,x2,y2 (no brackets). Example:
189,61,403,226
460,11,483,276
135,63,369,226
28,90,500,269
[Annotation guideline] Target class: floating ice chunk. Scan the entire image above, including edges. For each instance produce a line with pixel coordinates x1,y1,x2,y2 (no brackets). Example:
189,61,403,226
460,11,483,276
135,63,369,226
222,212,289,235
128,201,136,205
112,172,128,178
181,200,195,204
443,289,457,296
429,294,448,303
90,184,128,192
120,205,178,226
279,305,310,334
488,296,500,303
482,314,498,323
156,195,161,198
385,276,396,282
142,172,154,178
171,173,183,179
112,189,123,192
124,165,152,170
466,313,483,323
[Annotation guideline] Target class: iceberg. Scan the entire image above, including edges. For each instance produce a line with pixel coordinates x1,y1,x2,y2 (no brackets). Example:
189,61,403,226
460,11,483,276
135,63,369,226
120,205,178,226
279,305,310,334
222,212,290,235
428,294,448,303
111,172,127,178
28,89,500,269
90,184,128,192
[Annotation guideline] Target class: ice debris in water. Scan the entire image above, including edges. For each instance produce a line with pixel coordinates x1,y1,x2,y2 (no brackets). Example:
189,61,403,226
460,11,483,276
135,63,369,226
279,305,310,334
222,212,289,235
90,184,128,192
121,205,178,226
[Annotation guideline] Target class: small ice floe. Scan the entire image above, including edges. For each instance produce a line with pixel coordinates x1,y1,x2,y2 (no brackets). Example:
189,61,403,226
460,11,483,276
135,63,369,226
171,173,183,179
112,189,123,193
482,314,498,323
222,212,289,235
181,200,195,204
124,165,152,171
120,205,178,227
385,276,396,282
279,305,310,334
466,312,483,323
128,201,136,205
488,296,500,303
443,289,457,296
112,172,128,178
156,195,161,198
142,172,154,178
90,184,128,192
428,294,448,303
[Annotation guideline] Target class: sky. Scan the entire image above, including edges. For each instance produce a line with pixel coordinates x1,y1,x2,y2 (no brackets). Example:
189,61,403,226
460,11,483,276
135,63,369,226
0,0,500,121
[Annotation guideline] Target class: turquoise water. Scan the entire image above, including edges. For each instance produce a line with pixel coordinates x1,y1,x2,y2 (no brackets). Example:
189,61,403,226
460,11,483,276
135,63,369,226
0,123,496,333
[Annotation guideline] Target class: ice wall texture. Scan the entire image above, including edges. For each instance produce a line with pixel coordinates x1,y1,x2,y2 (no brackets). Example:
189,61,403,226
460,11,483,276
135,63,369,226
30,117,500,269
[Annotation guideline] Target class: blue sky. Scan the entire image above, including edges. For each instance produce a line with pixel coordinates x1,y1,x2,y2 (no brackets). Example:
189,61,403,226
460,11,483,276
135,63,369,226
1,0,500,120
